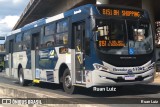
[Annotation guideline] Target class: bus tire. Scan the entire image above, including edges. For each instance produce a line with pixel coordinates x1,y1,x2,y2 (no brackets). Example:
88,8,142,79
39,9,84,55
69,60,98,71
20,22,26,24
19,68,29,86
62,68,76,94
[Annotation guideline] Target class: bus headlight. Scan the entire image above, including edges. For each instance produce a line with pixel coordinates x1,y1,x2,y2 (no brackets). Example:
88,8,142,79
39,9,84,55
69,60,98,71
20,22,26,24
93,63,109,71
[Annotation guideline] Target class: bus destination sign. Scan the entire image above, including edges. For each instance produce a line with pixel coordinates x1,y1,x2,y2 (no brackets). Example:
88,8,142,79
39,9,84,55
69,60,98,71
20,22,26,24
98,8,142,18
99,40,125,47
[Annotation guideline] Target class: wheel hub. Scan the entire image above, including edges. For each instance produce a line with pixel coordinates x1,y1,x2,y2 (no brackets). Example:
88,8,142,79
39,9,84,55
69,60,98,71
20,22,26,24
19,73,23,83
65,75,71,88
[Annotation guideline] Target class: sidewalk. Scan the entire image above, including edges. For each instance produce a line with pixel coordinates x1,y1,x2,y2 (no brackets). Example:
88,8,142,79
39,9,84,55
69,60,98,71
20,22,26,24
154,72,160,84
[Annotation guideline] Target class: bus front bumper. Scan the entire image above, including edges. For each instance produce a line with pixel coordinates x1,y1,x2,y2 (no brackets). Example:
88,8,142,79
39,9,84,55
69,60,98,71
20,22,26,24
86,68,155,88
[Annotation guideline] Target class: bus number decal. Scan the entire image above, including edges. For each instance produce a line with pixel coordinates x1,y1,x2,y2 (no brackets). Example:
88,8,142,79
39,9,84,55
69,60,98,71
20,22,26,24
99,40,106,47
99,40,125,47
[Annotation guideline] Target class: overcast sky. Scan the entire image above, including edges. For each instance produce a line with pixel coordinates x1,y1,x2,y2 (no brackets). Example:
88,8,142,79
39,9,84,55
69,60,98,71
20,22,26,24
0,0,29,44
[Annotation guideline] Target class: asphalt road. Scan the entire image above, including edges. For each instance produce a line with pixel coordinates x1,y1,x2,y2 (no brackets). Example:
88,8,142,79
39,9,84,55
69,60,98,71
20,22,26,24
0,74,160,98
0,104,19,107
0,73,160,106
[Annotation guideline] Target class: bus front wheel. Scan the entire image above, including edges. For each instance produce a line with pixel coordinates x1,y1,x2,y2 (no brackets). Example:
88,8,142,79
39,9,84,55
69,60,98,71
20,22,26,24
19,68,29,86
62,68,76,94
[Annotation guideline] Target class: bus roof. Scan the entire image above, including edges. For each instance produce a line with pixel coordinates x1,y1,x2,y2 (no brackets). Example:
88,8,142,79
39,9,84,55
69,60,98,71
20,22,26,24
7,4,147,36
7,4,96,36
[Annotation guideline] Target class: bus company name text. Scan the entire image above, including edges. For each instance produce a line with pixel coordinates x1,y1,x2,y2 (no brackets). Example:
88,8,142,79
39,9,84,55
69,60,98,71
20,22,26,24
113,67,145,72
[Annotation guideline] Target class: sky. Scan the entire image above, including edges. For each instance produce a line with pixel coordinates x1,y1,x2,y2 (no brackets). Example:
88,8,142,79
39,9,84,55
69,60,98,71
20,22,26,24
0,0,29,44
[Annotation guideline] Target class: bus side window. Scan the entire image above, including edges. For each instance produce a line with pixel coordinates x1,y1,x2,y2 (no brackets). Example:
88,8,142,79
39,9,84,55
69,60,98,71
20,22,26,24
43,23,55,47
16,34,22,43
55,33,68,45
44,36,54,47
56,19,68,45
45,23,55,36
15,33,23,51
57,20,68,33
23,31,31,50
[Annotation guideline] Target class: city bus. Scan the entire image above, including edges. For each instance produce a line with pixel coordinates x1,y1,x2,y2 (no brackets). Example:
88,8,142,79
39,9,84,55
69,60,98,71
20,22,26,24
5,4,155,94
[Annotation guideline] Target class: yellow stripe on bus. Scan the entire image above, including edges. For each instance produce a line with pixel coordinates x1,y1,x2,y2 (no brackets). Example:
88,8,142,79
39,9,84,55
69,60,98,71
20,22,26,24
77,55,82,64
77,46,80,52
33,79,40,83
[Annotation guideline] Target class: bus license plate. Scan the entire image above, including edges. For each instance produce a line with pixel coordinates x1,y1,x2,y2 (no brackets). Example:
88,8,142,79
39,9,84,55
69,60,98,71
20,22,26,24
124,76,135,80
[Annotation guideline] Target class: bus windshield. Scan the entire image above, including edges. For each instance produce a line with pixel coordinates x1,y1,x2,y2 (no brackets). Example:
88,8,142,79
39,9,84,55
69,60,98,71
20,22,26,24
95,19,153,55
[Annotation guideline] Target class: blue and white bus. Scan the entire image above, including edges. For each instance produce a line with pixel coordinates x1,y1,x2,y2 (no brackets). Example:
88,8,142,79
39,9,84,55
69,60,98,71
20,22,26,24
5,4,155,94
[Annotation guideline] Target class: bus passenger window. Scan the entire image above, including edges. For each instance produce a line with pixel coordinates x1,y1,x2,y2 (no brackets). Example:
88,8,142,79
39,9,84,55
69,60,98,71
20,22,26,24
45,24,55,36
63,34,68,44
57,20,68,33
43,35,54,47
23,32,31,41
15,34,23,51
23,31,31,50
46,41,54,47
56,33,68,45
16,34,22,43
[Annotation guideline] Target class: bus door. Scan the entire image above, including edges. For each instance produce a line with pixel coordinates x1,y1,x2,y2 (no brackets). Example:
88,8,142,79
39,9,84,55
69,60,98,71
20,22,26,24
9,40,14,77
31,33,40,80
73,21,86,84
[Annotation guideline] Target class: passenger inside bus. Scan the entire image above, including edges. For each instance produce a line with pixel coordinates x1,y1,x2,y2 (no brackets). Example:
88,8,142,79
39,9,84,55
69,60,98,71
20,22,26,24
134,29,145,41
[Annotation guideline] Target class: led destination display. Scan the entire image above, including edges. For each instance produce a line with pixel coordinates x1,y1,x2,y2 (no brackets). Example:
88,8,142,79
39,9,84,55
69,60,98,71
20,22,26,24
98,7,143,18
